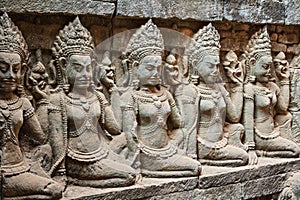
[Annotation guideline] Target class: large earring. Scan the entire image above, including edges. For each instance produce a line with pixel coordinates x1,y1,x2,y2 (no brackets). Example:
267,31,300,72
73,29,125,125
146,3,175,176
17,84,25,97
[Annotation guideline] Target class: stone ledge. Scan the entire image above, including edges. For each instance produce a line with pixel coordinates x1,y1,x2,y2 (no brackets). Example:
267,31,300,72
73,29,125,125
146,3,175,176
117,0,224,21
64,177,198,200
199,157,300,189
0,0,115,16
62,158,300,199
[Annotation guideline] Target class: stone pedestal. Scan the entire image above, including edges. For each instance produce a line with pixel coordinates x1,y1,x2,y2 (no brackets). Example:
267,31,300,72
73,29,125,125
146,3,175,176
63,158,300,200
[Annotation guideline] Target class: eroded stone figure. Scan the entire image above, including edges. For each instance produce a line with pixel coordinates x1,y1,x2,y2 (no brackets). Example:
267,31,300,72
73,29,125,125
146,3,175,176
122,19,201,177
278,173,300,200
181,23,248,166
289,45,300,144
242,27,300,164
0,13,62,200
33,17,136,188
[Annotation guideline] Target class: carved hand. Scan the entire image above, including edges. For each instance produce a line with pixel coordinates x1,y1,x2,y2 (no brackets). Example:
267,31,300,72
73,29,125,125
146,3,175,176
224,62,244,84
275,62,290,80
248,150,258,165
29,77,49,101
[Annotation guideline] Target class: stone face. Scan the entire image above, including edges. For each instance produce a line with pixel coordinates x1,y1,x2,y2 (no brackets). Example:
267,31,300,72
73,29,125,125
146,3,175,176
0,0,115,16
117,0,223,21
224,0,285,24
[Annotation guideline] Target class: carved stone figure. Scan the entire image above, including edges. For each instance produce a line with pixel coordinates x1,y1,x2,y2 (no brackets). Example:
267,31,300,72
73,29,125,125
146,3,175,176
181,23,249,166
289,45,300,144
0,13,62,200
243,27,300,164
33,17,136,188
278,173,300,200
122,19,201,177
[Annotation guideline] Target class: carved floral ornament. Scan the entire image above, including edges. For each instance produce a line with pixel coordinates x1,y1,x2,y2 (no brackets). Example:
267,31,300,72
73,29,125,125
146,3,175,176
0,12,300,199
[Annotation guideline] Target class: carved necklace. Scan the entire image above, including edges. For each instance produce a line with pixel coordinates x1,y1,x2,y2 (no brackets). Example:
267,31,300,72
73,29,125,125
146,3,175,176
0,96,22,145
197,84,223,126
254,85,274,116
135,89,168,128
66,93,97,112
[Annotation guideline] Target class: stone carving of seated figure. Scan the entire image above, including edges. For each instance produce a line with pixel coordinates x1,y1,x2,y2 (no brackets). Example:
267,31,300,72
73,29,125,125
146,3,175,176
122,19,201,177
242,27,300,164
0,13,62,200
179,23,249,166
32,17,136,188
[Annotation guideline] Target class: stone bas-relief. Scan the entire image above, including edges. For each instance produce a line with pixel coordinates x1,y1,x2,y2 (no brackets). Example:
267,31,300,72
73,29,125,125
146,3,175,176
1,12,300,199
31,17,136,188
242,27,300,163
180,23,248,167
121,19,201,177
0,13,63,200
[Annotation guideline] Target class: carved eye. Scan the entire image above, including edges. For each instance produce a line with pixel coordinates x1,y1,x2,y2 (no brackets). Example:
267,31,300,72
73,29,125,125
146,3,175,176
0,63,8,72
12,65,21,73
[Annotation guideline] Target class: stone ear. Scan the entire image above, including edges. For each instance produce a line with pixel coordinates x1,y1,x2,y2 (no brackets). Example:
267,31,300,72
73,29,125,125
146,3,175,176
21,63,27,74
59,57,67,68
249,58,256,67
191,59,198,68
132,60,139,68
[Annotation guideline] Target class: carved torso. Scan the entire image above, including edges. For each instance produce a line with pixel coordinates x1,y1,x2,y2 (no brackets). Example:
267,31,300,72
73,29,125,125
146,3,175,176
197,85,226,142
254,83,278,134
133,89,171,149
65,94,108,162
1,97,32,175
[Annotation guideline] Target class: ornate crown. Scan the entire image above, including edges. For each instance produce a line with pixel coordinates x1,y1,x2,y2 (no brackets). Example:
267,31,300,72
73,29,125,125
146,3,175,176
0,13,29,62
124,19,164,62
244,26,271,61
186,23,220,67
52,17,94,59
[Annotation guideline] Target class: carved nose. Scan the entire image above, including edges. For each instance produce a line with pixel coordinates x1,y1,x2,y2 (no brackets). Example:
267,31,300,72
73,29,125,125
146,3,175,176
6,67,15,79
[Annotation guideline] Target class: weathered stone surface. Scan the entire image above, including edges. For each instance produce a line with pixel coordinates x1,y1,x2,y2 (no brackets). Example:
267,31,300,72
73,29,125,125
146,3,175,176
242,174,287,199
60,158,300,199
278,33,299,44
285,0,300,25
0,0,115,16
199,158,300,189
271,42,287,52
224,0,285,24
64,177,198,200
117,0,223,21
147,184,242,200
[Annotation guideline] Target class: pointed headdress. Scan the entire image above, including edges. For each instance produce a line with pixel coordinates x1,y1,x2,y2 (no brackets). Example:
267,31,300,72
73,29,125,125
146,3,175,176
124,19,164,62
52,17,94,59
186,23,221,67
0,13,29,63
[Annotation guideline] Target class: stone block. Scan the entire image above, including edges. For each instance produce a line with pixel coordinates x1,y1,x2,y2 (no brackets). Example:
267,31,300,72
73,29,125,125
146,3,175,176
117,0,223,21
270,33,278,42
214,21,232,31
16,21,62,50
0,0,115,16
287,44,300,54
65,177,198,200
233,24,250,31
242,174,287,199
224,0,284,24
271,42,287,52
285,0,300,25
89,25,110,47
199,158,300,189
278,34,299,44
